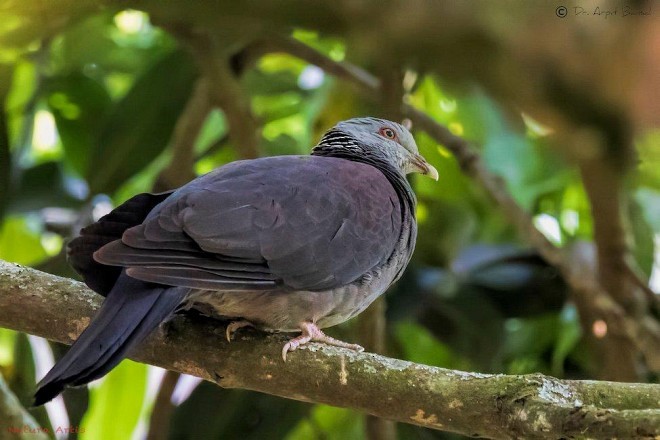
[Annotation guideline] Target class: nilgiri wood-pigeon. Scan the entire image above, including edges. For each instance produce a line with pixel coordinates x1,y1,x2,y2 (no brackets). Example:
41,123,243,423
33,117,438,405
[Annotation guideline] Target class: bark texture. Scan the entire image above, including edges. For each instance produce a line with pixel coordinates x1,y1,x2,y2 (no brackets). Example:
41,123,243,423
0,260,658,439
0,374,48,440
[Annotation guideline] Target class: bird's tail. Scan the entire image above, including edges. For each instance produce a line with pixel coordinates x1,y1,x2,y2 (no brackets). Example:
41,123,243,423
33,271,188,406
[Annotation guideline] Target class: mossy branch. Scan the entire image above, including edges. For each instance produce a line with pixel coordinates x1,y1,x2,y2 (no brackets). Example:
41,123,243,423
0,260,658,439
0,374,48,440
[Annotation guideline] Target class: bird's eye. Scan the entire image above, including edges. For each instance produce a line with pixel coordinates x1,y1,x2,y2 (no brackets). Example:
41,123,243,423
379,127,397,140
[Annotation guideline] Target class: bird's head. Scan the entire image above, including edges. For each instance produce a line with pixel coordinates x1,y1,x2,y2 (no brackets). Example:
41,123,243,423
312,118,438,180
312,117,438,180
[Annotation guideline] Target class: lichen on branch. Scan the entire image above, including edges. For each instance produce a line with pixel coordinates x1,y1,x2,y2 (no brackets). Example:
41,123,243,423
0,260,658,439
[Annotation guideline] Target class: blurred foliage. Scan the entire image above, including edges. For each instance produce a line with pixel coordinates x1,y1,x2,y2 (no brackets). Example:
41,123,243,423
0,3,658,440
80,361,147,440
170,382,310,440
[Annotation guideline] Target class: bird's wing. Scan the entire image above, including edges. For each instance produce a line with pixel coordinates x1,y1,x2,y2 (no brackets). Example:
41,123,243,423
94,156,403,292
68,191,174,296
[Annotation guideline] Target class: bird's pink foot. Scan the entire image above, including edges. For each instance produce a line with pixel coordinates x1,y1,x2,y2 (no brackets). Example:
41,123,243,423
225,320,254,342
282,322,364,361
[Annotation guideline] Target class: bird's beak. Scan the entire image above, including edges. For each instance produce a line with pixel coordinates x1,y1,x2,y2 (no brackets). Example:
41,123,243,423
411,154,439,181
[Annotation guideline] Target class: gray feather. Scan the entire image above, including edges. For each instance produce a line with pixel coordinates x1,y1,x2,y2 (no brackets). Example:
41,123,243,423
94,156,402,292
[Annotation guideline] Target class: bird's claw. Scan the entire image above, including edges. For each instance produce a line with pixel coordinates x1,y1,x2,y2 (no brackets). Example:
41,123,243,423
225,320,254,342
158,317,177,338
281,322,364,361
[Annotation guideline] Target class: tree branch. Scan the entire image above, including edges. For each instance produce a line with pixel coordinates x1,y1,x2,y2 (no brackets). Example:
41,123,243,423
166,26,261,160
154,77,211,192
272,36,380,91
0,373,48,439
0,261,658,439
579,158,643,380
146,370,180,440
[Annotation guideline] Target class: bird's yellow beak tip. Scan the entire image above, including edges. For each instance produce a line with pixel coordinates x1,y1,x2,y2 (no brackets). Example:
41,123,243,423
426,164,439,181
412,154,439,181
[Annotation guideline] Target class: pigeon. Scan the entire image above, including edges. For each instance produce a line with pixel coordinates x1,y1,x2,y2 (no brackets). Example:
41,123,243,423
33,117,438,405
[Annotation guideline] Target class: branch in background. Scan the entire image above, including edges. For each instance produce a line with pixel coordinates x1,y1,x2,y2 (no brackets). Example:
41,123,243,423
0,373,48,440
273,36,380,91
167,26,261,160
579,159,643,380
379,67,405,122
624,260,660,313
0,261,658,439
543,67,660,377
146,370,180,440
579,160,640,309
195,134,229,162
154,78,212,192
261,37,660,380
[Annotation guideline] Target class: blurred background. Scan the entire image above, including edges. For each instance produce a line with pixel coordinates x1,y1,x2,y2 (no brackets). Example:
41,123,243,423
0,0,658,439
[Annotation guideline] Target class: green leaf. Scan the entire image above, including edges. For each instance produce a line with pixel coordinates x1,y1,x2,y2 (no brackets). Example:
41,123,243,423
10,334,45,425
559,178,593,238
395,321,470,370
291,29,346,61
243,68,301,96
54,12,175,82
637,130,660,190
480,104,569,211
45,73,111,176
0,63,11,221
169,383,310,440
263,134,303,157
1,334,52,432
80,360,147,440
413,131,471,203
86,49,197,194
7,161,80,213
194,109,227,153
0,328,16,366
504,314,566,374
6,60,36,154
0,215,48,265
628,196,656,276
635,188,660,232
253,92,304,123
285,405,363,440
551,305,582,376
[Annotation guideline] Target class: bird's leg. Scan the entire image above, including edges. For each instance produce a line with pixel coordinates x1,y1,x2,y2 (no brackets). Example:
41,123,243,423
225,320,254,342
282,322,364,361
